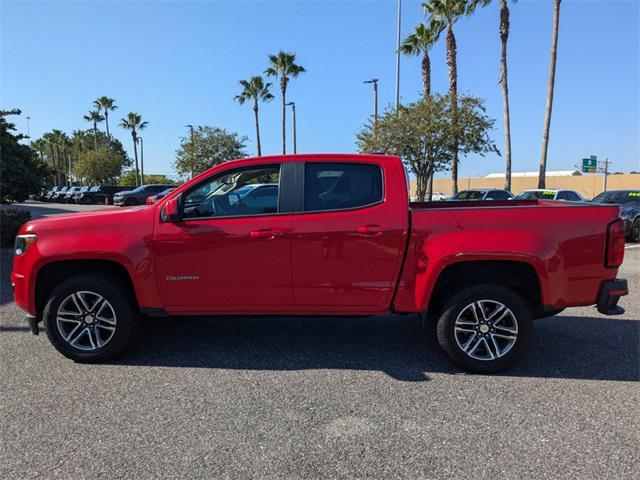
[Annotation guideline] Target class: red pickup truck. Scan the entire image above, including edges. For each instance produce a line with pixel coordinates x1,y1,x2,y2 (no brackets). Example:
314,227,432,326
12,154,628,373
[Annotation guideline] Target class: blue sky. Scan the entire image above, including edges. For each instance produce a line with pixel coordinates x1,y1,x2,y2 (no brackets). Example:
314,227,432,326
2,0,638,178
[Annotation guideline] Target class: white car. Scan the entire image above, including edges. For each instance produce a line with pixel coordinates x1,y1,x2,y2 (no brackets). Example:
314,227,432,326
432,191,448,201
515,189,586,202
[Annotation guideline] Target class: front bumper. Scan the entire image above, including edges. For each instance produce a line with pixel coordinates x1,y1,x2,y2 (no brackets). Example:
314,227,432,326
597,279,628,315
113,197,125,206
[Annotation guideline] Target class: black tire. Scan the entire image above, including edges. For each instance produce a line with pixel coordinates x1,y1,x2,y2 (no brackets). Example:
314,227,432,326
435,284,533,374
631,218,640,243
125,197,138,206
43,274,135,362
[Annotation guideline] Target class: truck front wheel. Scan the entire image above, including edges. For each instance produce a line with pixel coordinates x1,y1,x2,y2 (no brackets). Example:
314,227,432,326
43,274,135,362
435,285,533,374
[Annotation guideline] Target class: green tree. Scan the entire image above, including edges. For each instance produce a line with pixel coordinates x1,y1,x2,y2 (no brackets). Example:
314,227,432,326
0,110,50,203
356,95,498,201
69,129,129,165
119,112,148,186
173,126,247,178
235,76,274,156
75,148,127,185
265,51,305,154
119,171,175,187
538,0,561,188
93,96,118,151
83,110,104,150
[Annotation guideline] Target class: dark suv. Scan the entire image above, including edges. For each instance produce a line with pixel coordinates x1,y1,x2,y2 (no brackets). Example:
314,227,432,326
113,184,175,206
74,185,128,204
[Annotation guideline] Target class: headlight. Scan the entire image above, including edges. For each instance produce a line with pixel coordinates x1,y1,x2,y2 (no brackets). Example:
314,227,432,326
14,234,37,256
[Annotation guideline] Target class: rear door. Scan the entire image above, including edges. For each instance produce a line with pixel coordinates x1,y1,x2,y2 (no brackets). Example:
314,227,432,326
290,160,407,308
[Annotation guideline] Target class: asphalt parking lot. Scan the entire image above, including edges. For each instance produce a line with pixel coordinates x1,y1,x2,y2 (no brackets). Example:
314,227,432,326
1,204,638,479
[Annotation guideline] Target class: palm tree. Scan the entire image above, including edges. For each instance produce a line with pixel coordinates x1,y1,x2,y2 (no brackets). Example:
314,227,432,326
235,76,274,156
425,0,477,195
401,23,438,98
93,96,118,151
538,0,561,188
43,130,69,185
499,0,515,191
83,110,104,150
119,112,148,186
265,51,305,154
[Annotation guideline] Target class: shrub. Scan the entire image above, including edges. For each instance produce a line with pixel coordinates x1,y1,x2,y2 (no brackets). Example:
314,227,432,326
1,209,32,248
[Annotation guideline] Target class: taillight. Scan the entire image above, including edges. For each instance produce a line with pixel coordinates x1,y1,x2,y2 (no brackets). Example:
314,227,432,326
605,219,625,268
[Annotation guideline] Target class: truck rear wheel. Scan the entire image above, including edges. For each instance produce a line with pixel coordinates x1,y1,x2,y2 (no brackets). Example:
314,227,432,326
43,274,135,362
435,285,533,374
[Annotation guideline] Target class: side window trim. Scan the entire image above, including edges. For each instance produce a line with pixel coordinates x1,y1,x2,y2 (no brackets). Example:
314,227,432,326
179,163,292,221
296,161,385,214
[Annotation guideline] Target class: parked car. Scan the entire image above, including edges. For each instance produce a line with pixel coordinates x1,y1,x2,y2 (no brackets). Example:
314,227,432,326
12,154,628,373
515,189,586,201
62,186,85,203
145,187,176,205
44,186,62,202
591,190,640,242
431,192,448,201
33,188,50,201
451,189,514,201
73,185,125,204
48,186,70,202
113,184,175,206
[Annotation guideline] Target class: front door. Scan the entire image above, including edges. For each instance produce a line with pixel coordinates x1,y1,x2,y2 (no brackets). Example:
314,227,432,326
153,164,294,308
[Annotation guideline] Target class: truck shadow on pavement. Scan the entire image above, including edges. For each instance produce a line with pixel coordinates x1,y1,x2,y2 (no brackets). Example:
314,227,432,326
112,313,639,382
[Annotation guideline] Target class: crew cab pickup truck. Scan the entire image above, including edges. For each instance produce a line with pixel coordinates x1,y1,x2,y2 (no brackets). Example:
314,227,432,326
11,154,629,373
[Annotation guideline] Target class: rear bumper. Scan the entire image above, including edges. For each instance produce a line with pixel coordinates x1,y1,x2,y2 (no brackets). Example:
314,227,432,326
597,279,628,315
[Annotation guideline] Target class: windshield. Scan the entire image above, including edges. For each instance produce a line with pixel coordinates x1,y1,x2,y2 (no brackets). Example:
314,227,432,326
89,186,100,192
516,190,556,200
592,191,640,205
453,190,486,200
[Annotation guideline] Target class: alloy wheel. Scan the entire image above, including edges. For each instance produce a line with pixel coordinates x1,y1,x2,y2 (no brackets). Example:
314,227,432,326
454,300,518,361
56,291,117,351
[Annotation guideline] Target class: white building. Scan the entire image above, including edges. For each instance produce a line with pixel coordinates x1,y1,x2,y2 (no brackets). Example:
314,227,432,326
484,170,582,178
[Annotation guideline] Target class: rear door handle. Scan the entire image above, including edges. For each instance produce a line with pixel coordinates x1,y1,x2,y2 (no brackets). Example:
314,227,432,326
356,225,386,237
250,229,283,240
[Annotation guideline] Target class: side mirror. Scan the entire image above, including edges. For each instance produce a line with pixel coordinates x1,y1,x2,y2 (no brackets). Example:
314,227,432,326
161,196,181,222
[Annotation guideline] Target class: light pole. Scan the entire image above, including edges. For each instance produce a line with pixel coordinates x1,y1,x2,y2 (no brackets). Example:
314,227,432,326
26,116,31,141
363,79,379,127
395,0,402,111
285,102,297,154
185,125,195,178
138,137,144,185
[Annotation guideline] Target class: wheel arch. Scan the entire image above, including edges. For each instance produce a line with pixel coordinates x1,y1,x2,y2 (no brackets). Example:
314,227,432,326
426,260,544,318
35,259,138,318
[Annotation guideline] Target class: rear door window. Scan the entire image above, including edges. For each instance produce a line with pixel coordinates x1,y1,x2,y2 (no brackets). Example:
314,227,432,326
304,163,382,212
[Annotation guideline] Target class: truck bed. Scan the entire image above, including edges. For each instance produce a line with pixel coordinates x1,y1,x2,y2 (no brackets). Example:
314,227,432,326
394,200,622,313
